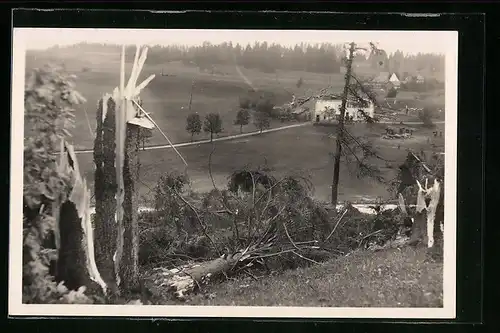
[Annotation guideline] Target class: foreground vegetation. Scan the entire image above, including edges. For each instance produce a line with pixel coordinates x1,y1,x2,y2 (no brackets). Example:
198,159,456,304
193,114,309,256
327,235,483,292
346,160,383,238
172,246,443,307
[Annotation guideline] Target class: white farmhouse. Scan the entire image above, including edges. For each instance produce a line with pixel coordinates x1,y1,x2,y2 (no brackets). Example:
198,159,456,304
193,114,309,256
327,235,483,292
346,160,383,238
313,97,375,123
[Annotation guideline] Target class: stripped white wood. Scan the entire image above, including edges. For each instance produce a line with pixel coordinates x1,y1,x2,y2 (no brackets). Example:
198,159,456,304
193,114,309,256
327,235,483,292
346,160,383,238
63,141,107,294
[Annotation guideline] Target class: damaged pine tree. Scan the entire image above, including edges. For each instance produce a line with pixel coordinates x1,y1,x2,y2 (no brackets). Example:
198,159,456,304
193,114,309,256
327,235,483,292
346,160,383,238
395,151,444,259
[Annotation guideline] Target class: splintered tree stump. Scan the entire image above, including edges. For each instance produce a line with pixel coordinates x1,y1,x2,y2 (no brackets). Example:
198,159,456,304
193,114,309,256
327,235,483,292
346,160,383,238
93,97,119,293
143,253,243,301
120,123,141,290
56,141,107,295
57,201,96,291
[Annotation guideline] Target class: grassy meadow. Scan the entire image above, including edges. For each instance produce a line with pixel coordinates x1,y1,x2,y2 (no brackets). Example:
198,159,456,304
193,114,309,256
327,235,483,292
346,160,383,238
26,51,345,150
76,122,444,204
168,246,443,307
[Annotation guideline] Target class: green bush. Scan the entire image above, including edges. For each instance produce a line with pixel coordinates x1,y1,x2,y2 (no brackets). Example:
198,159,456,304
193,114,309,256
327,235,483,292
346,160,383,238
418,107,435,128
386,87,398,98
239,96,252,109
23,64,95,304
255,97,275,115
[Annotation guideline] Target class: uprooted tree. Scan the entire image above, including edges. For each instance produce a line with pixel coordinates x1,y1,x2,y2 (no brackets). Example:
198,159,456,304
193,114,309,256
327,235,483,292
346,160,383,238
141,164,334,300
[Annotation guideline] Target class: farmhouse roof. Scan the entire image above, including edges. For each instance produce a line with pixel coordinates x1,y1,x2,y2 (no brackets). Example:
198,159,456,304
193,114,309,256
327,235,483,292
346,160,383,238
389,73,400,83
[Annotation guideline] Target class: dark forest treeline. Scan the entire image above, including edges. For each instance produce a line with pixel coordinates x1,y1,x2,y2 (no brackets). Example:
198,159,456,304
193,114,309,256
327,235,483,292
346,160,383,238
40,41,445,80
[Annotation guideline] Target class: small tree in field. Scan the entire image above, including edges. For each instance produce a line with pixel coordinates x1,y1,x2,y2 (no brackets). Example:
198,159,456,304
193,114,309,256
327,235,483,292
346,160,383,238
186,113,202,141
204,113,223,142
256,97,275,115
386,87,398,98
234,108,250,133
254,111,270,134
419,107,435,128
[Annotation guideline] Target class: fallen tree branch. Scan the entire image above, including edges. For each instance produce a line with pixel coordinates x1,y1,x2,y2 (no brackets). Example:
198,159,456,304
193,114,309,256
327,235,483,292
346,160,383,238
291,250,320,265
325,209,348,242
283,222,300,250
171,188,221,256
408,151,432,174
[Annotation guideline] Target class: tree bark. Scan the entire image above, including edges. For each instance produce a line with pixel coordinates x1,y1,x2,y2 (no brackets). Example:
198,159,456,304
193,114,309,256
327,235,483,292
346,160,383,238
93,97,119,294
120,123,141,290
331,42,355,206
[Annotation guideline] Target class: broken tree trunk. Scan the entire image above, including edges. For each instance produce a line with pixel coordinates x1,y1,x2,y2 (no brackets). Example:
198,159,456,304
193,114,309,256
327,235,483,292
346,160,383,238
399,177,444,253
143,253,243,301
56,141,107,295
120,123,141,290
331,42,356,206
93,96,119,295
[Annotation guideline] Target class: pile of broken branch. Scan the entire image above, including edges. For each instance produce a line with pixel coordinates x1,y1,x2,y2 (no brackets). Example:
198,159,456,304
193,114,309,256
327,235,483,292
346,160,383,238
139,168,407,302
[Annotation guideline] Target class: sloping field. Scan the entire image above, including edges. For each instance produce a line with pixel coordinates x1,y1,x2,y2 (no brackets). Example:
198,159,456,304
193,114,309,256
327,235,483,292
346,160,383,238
26,51,344,150
76,123,443,204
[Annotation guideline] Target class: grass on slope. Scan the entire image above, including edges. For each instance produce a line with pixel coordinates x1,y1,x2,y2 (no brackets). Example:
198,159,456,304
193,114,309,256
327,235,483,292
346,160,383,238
26,52,341,150
161,246,443,307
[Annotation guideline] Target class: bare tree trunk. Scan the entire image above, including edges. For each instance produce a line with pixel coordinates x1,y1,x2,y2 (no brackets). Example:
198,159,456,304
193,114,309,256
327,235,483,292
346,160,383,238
93,97,119,294
121,124,141,291
332,42,355,206
188,82,194,112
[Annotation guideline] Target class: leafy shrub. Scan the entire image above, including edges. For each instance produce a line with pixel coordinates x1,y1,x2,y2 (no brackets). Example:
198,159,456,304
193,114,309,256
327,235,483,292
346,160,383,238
254,111,271,133
418,107,435,128
386,87,398,98
239,96,252,109
234,108,250,133
185,113,202,141
23,64,95,304
203,113,223,141
255,97,275,115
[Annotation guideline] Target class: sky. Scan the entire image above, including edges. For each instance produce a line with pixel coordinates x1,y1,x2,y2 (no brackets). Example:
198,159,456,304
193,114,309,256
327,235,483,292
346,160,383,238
15,28,456,56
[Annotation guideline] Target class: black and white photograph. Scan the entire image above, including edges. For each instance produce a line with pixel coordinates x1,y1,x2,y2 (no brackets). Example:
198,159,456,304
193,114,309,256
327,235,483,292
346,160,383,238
10,26,457,318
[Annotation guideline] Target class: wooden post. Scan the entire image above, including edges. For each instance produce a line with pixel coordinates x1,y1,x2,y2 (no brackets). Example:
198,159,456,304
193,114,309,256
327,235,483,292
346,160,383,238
120,123,141,290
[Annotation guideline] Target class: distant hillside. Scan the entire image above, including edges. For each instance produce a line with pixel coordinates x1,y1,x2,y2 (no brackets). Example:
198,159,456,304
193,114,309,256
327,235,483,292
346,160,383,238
26,42,445,82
